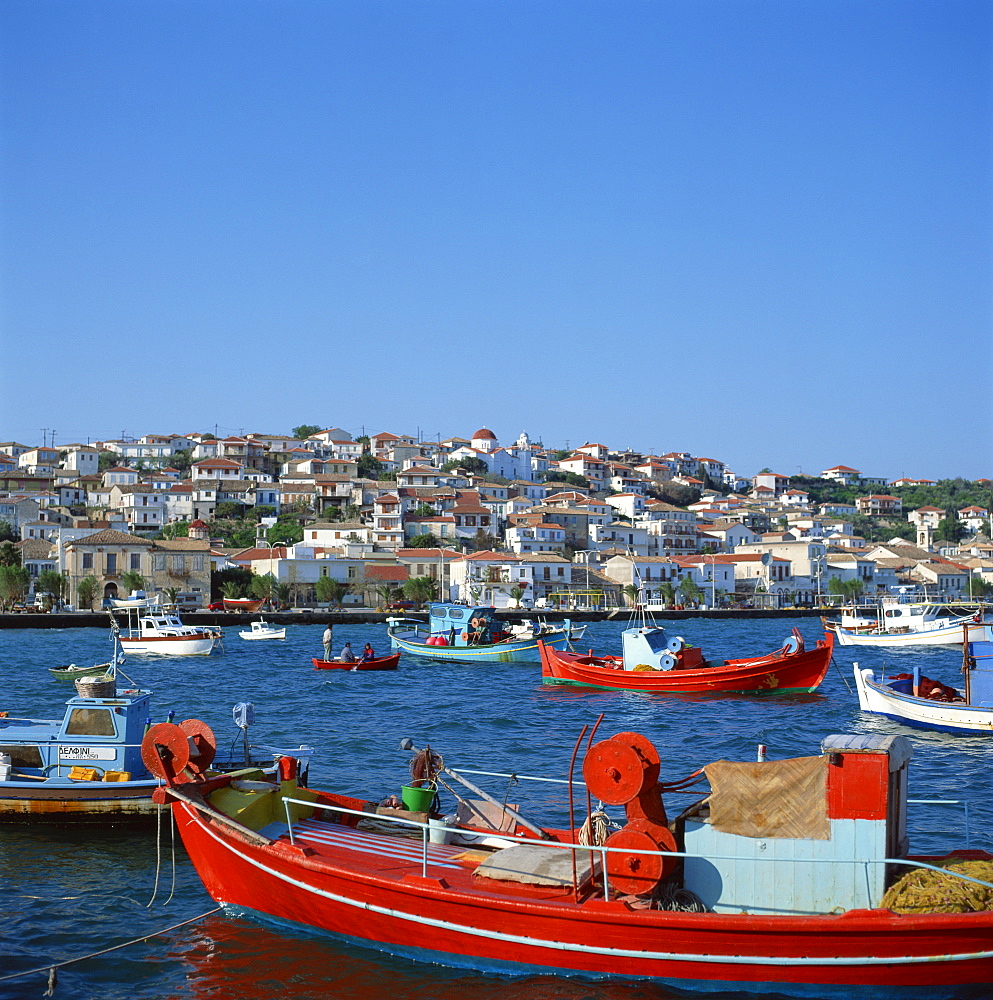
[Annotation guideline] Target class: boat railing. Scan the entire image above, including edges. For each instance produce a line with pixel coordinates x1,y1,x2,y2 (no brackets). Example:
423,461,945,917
907,798,972,850
278,796,993,900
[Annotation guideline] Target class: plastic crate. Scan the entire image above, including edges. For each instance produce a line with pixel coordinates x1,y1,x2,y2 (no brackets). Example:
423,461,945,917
68,766,100,782
102,770,131,782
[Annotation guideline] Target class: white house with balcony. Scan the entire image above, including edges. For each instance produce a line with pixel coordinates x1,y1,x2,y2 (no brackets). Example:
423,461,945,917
505,522,566,554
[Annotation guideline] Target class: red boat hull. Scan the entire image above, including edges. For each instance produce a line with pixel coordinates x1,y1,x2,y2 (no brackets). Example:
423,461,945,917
223,598,266,613
539,633,834,694
171,800,993,994
311,653,400,671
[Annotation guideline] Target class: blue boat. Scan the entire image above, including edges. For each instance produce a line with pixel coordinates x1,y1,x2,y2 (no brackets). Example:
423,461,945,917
0,677,312,822
387,603,573,663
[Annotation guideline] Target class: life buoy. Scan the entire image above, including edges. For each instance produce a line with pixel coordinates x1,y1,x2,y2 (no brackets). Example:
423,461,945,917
782,635,800,655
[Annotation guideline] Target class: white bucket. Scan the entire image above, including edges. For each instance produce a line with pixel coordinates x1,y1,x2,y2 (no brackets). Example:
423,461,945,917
428,818,452,845
0,754,11,781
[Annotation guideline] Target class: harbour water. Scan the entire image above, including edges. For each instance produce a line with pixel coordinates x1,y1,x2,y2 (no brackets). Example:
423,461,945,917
2,618,989,1000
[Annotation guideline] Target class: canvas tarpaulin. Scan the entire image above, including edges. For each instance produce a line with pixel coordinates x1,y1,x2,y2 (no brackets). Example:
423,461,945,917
704,755,829,840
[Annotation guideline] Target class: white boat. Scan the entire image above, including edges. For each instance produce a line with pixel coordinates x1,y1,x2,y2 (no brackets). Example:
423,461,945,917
853,637,993,734
826,597,990,647
110,604,219,656
109,590,158,609
239,618,286,641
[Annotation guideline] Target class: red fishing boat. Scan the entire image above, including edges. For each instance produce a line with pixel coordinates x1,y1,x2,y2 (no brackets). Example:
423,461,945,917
311,653,400,671
539,625,833,694
143,723,993,996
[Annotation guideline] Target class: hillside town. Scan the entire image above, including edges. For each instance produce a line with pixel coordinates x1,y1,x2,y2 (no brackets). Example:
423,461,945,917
0,427,990,612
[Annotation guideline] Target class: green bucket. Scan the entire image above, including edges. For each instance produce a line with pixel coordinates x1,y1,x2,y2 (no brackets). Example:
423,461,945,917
401,783,436,812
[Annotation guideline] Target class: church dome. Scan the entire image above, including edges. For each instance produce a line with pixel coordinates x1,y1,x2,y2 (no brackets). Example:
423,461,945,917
472,428,497,441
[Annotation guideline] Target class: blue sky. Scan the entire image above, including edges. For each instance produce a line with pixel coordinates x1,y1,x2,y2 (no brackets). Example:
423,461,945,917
2,0,990,481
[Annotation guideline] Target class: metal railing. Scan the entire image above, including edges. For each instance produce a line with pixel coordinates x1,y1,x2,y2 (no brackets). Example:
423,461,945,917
278,795,993,903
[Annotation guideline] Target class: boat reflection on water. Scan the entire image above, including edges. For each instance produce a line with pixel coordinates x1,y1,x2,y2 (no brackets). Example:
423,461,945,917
170,913,670,1000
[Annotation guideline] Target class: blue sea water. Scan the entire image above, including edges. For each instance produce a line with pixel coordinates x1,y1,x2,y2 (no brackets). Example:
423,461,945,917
0,618,989,1000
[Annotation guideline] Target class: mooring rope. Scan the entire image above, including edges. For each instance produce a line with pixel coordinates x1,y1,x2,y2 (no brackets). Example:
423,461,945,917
0,907,223,990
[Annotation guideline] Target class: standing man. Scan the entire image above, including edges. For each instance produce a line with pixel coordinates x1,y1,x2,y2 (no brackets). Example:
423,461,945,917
322,623,334,661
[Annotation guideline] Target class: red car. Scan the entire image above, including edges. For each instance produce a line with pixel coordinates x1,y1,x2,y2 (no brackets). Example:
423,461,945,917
207,601,225,611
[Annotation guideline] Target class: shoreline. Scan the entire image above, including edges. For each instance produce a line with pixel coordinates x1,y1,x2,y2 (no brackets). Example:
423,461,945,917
0,608,829,629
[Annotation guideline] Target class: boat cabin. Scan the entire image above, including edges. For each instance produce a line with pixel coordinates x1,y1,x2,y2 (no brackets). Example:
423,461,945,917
427,604,502,648
621,626,705,671
966,639,993,706
679,733,911,915
0,688,153,782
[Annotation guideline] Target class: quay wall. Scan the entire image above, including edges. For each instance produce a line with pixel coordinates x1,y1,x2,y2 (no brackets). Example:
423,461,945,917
0,608,829,629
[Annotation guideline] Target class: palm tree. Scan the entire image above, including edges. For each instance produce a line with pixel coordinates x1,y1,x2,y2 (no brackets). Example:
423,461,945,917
678,575,703,608
221,580,245,600
509,585,525,608
622,583,641,607
375,583,395,609
403,576,438,607
274,582,292,609
316,576,350,609
657,581,676,608
120,570,145,596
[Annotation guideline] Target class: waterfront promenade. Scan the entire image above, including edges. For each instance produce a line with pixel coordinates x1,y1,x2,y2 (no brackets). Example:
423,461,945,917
0,607,829,629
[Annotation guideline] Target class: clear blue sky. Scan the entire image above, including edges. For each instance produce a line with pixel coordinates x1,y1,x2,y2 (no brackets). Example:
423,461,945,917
2,0,990,481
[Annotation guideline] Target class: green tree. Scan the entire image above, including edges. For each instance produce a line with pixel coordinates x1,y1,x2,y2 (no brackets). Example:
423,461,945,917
274,582,292,609
252,505,276,521
267,520,304,546
76,575,98,611
0,519,16,543
316,576,350,608
120,570,145,594
541,470,590,489
36,569,67,608
170,448,193,474
163,586,179,605
220,579,246,600
357,454,385,479
161,521,191,539
509,585,525,608
408,533,440,548
0,541,20,567
403,576,438,606
622,583,641,607
0,565,30,610
935,515,964,543
292,425,323,439
678,575,703,606
374,583,395,608
656,581,676,608
214,501,246,519
250,573,277,602
442,456,489,476
212,567,253,601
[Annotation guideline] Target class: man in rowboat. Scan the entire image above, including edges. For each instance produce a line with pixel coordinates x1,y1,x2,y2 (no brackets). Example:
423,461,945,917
322,624,333,660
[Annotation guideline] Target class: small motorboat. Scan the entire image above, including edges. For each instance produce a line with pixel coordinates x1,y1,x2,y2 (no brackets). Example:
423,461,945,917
239,619,286,641
388,603,571,663
143,722,993,995
312,652,400,671
853,636,993,734
539,624,833,694
0,682,312,823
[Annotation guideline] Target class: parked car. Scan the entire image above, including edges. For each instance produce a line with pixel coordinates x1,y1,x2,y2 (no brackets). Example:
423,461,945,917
207,601,225,611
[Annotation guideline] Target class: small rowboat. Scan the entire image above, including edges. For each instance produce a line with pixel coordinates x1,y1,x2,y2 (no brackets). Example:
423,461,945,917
223,597,266,613
539,626,833,695
48,664,115,682
312,653,400,671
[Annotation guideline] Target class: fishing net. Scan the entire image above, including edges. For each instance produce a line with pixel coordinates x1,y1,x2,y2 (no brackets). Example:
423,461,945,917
881,859,993,914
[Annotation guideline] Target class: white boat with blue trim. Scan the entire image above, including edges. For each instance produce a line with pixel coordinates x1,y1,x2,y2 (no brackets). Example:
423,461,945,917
853,637,993,734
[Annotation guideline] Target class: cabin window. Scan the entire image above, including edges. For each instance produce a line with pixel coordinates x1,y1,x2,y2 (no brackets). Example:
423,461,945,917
65,708,116,737
449,608,465,620
0,743,43,767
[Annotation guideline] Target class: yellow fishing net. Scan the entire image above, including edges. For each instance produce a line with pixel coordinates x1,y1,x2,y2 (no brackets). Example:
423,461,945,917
882,859,993,914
